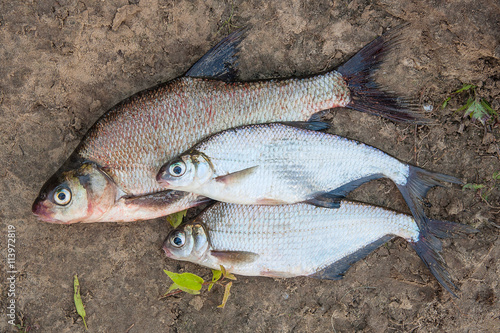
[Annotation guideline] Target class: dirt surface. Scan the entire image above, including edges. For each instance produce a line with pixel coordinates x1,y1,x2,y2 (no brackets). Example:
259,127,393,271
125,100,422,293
1,0,499,332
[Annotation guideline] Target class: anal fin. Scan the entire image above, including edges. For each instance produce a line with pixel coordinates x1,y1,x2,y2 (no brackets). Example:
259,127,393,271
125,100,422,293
327,174,385,198
311,235,394,280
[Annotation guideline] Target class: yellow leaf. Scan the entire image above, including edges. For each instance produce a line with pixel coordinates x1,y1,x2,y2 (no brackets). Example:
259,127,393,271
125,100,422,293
166,210,188,228
218,282,232,309
73,275,88,330
219,265,236,280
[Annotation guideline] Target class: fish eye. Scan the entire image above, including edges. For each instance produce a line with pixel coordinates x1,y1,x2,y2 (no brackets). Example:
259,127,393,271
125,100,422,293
170,230,186,248
53,187,72,206
169,161,186,177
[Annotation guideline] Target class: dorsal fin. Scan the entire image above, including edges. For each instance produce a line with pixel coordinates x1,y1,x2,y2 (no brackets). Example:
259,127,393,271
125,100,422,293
185,28,248,81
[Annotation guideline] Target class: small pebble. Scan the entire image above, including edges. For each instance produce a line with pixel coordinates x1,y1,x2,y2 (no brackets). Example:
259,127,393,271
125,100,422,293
423,104,433,112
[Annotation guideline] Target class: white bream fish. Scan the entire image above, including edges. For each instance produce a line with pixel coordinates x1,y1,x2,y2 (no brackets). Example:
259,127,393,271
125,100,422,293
157,122,461,230
163,201,476,296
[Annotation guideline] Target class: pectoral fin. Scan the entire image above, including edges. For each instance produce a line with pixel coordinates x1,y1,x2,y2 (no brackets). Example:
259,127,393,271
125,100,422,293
210,250,259,265
215,166,259,184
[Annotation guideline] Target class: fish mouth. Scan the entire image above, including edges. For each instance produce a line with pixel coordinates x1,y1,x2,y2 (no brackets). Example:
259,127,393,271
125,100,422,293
156,167,167,183
32,198,61,224
156,169,170,186
162,242,173,257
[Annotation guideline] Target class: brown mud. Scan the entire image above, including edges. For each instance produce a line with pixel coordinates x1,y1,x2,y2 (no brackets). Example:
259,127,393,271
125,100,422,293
0,0,499,332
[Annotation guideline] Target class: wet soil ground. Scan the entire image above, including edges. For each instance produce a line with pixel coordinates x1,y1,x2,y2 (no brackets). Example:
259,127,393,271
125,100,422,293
1,0,499,332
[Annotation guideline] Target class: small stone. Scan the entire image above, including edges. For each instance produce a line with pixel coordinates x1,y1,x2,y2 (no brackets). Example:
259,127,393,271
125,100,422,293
423,104,433,112
482,132,495,145
447,199,464,215
189,296,204,311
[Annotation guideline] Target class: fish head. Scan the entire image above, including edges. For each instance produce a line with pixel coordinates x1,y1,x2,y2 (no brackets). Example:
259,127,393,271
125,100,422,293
157,152,213,190
162,222,210,261
32,163,118,224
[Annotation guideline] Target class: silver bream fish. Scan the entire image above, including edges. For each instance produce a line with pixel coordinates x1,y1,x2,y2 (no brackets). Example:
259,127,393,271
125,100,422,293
163,201,475,296
157,122,460,230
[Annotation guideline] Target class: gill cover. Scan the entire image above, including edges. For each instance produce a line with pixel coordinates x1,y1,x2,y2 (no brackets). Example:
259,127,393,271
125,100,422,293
163,223,210,261
157,152,213,190
32,163,117,224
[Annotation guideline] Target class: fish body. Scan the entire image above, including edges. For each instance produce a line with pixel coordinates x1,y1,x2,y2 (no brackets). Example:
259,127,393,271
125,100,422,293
163,201,476,295
33,27,424,224
157,122,460,230
79,74,349,196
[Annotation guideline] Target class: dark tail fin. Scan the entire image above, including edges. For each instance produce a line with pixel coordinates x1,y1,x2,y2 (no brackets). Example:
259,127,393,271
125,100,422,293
396,165,463,231
337,24,429,124
409,219,478,297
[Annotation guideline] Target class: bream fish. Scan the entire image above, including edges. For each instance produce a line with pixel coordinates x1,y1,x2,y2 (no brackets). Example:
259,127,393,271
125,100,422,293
157,122,460,230
163,201,476,296
33,27,426,224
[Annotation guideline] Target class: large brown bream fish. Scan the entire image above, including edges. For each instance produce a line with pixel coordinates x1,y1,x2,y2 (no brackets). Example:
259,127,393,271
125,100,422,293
33,27,426,224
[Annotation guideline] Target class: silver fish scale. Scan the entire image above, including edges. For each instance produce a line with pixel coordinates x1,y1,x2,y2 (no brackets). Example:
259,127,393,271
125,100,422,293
192,123,409,204
199,202,419,277
79,72,350,195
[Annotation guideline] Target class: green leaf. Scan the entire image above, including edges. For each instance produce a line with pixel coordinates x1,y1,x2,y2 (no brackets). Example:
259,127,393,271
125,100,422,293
466,100,490,124
164,270,204,291
163,282,201,296
211,269,222,283
462,183,485,191
178,285,201,295
218,281,233,308
166,210,188,228
441,96,451,109
480,99,497,115
167,283,180,293
453,84,475,94
456,98,474,113
208,269,223,291
492,171,500,180
74,275,88,330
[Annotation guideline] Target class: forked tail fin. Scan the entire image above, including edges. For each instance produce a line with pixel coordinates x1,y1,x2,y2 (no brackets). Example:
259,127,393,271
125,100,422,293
396,165,462,231
337,24,429,124
409,219,478,297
